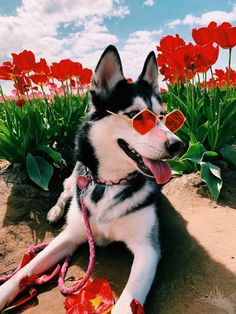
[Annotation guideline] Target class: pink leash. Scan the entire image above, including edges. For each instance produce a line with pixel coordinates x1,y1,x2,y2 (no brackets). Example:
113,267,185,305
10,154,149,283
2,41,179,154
0,180,96,296
58,195,95,294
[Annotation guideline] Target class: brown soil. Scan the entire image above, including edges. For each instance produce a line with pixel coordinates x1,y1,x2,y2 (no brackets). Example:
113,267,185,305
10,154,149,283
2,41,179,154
0,160,236,314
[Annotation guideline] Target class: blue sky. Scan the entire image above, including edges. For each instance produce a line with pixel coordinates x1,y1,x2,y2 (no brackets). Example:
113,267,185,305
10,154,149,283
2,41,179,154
0,0,235,91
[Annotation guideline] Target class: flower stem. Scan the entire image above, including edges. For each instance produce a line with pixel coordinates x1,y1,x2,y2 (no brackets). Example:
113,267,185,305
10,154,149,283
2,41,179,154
0,84,7,105
226,48,232,97
41,85,55,119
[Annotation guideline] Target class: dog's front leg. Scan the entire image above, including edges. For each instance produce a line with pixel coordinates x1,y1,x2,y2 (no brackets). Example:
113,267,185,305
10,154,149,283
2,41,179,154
0,222,87,311
47,163,79,223
112,242,160,314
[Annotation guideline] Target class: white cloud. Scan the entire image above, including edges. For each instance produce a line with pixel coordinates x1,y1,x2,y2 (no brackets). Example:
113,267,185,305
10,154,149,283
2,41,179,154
110,5,130,17
167,3,236,28
120,29,163,79
0,0,129,63
0,0,163,85
144,0,155,7
167,18,182,29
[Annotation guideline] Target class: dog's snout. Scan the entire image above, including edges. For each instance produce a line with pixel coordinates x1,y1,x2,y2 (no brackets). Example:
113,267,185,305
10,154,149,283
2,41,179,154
166,139,185,156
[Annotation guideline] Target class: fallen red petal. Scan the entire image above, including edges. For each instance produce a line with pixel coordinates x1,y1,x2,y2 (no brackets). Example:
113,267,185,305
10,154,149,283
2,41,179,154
64,278,114,314
130,299,145,314
19,275,39,289
34,264,61,285
66,302,94,314
2,287,38,313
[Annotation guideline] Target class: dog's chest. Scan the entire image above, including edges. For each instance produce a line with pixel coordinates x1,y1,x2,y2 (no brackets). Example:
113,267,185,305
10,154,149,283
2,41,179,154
80,177,155,225
83,184,130,223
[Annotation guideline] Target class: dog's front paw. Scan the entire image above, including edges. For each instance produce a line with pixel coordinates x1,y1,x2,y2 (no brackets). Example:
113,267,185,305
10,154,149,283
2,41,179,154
112,304,132,314
0,280,20,311
112,298,134,314
47,205,64,223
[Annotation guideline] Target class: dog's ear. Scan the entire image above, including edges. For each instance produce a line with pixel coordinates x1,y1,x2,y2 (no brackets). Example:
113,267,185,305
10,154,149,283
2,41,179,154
138,51,159,94
92,45,124,98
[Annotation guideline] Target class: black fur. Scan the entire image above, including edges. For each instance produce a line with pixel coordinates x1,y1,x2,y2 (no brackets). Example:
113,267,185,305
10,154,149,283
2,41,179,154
90,80,162,120
91,185,106,204
129,191,156,213
74,123,99,175
114,174,145,202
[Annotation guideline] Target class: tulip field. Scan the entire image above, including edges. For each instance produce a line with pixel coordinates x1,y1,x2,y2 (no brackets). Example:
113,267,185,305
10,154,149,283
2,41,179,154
0,21,236,200
0,54,92,190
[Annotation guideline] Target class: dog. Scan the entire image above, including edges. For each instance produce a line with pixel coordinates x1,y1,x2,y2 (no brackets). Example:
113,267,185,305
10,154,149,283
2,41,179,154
0,45,183,313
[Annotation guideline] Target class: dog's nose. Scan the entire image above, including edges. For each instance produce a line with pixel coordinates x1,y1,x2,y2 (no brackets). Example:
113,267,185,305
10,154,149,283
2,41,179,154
166,139,185,156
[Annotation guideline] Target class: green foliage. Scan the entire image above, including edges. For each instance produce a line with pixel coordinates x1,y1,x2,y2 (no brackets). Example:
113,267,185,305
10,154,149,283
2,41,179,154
167,142,222,200
0,92,89,189
51,93,89,142
219,144,236,167
164,83,236,201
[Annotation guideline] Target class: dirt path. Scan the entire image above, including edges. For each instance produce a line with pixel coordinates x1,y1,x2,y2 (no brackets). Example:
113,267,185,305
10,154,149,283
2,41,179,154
0,161,236,314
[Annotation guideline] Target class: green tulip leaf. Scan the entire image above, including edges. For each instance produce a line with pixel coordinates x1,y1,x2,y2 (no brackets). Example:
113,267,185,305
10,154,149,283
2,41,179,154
26,153,53,191
180,142,206,164
219,144,236,167
200,162,222,201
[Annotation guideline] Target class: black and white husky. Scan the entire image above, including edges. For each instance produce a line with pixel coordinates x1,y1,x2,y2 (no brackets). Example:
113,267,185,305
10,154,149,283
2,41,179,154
0,46,183,313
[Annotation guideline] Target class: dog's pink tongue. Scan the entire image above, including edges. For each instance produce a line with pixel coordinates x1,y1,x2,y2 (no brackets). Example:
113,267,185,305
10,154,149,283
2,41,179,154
142,157,172,184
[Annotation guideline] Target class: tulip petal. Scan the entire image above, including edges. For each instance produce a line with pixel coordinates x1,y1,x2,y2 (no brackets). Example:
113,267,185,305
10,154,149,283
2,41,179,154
64,278,114,314
1,287,38,313
130,299,145,314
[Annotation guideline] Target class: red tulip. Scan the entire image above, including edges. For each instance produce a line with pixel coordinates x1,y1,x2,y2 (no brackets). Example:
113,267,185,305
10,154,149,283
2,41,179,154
156,34,186,83
168,43,218,73
50,59,71,81
33,58,50,75
80,68,93,85
192,21,217,46
157,34,185,54
194,44,219,72
16,98,26,107
211,22,236,49
12,50,36,73
70,78,76,88
157,53,167,67
72,62,83,77
30,74,48,86
0,62,17,80
213,67,236,87
0,65,12,80
51,60,83,81
51,60,68,81
14,75,30,94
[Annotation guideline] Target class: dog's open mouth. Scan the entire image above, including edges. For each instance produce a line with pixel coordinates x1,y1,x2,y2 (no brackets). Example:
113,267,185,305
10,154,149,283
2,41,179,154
118,139,172,184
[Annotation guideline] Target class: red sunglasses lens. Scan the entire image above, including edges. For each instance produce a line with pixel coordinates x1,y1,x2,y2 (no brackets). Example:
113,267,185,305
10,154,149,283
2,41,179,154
165,110,185,132
133,110,157,135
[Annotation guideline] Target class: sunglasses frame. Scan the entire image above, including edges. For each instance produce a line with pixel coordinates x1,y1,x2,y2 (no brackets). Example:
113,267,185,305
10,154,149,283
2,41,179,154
107,108,185,135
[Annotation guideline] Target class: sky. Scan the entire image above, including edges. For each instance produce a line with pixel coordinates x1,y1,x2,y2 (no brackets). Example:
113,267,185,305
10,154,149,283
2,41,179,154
0,0,236,92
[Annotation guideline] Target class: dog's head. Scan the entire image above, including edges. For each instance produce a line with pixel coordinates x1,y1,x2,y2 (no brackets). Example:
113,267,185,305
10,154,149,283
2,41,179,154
76,45,184,183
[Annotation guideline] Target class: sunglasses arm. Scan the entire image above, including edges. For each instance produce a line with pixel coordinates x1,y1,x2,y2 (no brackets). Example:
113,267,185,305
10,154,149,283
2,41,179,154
107,110,130,122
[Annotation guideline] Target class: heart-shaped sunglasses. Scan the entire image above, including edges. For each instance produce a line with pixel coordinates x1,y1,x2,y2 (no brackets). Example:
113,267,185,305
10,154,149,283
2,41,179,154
107,108,186,135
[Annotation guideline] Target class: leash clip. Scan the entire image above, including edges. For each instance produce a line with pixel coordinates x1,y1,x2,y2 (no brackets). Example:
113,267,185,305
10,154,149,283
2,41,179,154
77,175,90,190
